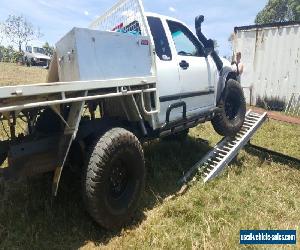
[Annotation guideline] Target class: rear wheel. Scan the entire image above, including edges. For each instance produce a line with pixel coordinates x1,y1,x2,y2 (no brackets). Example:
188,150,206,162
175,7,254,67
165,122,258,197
212,79,246,136
82,127,145,230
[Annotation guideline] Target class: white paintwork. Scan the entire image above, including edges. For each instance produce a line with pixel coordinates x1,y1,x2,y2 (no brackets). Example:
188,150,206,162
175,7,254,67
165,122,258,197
233,23,300,105
0,86,156,113
163,14,216,111
152,15,182,123
146,12,218,124
177,55,214,113
154,56,182,123
0,76,155,99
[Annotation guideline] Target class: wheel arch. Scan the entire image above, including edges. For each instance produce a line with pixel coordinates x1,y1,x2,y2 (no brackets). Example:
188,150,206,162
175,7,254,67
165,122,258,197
68,117,143,170
76,117,142,142
216,66,238,104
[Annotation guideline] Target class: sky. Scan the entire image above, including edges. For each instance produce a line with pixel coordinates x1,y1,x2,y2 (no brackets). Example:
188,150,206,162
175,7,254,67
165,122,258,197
0,0,268,57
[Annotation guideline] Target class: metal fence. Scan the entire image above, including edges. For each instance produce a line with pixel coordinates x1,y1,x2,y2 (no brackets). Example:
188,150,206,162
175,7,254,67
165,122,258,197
285,93,300,116
233,22,300,106
89,0,150,37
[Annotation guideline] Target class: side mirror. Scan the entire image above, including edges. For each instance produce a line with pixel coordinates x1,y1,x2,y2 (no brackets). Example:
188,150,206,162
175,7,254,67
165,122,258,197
195,15,204,31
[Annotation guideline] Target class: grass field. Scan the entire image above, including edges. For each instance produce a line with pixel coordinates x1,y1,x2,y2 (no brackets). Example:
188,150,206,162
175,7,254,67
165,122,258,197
0,62,48,86
0,62,299,249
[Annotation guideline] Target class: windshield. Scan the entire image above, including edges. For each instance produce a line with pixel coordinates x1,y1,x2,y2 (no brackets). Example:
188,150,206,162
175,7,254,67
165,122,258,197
33,47,45,54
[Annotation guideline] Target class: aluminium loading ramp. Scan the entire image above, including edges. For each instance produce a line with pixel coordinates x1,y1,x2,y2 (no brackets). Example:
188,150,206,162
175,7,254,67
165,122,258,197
179,110,267,184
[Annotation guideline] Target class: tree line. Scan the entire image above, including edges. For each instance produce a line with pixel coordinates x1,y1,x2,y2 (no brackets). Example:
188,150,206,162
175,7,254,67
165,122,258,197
228,0,299,57
255,0,300,24
0,15,54,63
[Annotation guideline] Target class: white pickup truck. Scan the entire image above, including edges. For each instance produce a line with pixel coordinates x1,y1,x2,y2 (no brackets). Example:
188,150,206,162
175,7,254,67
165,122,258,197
24,45,51,68
0,0,245,229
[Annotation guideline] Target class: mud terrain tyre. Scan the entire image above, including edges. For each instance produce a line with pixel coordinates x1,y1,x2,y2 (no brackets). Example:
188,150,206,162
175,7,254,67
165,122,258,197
212,79,246,136
83,127,145,230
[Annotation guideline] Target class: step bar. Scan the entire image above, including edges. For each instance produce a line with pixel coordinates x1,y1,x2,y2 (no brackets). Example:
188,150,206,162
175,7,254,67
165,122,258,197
179,110,267,184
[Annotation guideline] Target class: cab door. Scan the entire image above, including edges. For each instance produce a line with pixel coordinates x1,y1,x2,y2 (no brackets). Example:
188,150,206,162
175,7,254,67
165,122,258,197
166,20,215,115
147,16,183,125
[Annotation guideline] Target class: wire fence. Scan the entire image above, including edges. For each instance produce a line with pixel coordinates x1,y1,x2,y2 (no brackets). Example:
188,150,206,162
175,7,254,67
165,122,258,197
285,93,300,116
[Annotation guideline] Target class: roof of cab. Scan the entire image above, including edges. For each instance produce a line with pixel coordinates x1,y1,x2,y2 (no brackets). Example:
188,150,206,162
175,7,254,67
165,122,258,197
145,12,188,27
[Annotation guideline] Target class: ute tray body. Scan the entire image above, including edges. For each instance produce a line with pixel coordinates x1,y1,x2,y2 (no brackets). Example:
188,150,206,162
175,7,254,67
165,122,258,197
56,27,153,82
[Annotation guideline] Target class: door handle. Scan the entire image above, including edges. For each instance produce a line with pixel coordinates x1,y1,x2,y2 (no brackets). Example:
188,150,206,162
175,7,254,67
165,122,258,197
179,60,189,70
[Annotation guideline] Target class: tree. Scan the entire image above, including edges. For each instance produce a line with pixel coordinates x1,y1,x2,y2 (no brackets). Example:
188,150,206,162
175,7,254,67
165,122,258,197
228,33,234,49
0,45,22,63
3,15,42,52
0,23,5,45
228,33,235,62
43,42,54,56
255,0,300,24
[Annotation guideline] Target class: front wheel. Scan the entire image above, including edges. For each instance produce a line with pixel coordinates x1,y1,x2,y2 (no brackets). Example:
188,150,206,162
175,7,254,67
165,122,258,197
82,127,145,230
212,79,246,136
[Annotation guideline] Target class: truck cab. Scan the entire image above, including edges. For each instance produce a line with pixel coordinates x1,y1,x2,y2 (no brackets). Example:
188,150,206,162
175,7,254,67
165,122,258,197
146,13,218,126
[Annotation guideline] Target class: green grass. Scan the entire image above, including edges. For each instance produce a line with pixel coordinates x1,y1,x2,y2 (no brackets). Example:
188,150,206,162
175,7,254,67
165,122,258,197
0,63,300,249
251,119,300,159
0,62,47,86
0,121,299,249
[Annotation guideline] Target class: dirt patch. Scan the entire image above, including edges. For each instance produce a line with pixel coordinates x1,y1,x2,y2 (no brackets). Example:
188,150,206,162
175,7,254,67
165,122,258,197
250,106,300,125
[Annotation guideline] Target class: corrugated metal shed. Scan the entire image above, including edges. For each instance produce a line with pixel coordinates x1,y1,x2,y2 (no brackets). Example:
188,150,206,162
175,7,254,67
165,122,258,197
233,21,300,109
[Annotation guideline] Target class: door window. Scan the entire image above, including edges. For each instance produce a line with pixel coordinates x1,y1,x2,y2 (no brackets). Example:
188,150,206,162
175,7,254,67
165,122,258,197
167,21,205,57
147,16,172,61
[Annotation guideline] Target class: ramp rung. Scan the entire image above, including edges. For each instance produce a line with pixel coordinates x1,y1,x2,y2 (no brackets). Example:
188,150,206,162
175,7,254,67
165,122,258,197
249,114,261,119
179,110,267,185
244,121,254,126
216,149,228,154
242,125,252,129
245,117,257,121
